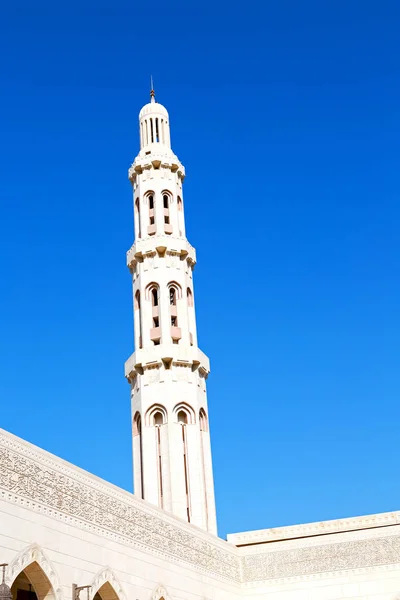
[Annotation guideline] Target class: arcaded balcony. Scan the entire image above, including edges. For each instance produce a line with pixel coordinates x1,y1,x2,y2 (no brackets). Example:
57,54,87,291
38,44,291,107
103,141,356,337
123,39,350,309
150,327,161,342
171,326,181,341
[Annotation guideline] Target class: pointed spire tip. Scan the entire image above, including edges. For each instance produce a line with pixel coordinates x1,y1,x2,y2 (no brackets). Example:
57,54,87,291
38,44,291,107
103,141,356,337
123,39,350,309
150,75,155,102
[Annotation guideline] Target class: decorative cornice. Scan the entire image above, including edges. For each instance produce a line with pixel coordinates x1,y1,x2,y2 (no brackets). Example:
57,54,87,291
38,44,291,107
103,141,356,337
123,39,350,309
228,511,400,546
126,238,196,270
3,429,400,587
240,532,400,583
90,567,126,600
0,430,239,583
128,151,185,183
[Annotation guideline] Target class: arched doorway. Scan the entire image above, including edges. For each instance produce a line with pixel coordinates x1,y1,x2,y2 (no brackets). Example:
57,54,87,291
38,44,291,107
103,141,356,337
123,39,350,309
93,582,119,600
11,563,55,600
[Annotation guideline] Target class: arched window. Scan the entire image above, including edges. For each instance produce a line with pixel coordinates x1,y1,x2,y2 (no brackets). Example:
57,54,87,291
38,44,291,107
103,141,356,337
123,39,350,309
177,410,188,424
150,118,154,143
153,411,164,426
135,198,141,238
133,412,141,436
168,283,181,343
187,288,193,307
199,408,208,432
147,284,160,345
145,405,167,509
173,403,195,425
147,192,156,235
187,287,194,345
145,404,167,427
133,412,144,498
134,290,142,349
177,196,183,211
162,192,172,234
155,118,160,142
135,290,141,310
173,403,194,523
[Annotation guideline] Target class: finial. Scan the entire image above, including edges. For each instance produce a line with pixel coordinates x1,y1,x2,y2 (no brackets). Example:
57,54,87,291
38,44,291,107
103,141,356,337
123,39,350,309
150,75,155,102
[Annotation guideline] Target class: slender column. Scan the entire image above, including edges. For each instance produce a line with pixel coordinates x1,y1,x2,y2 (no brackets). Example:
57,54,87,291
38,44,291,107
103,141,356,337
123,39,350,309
126,92,217,533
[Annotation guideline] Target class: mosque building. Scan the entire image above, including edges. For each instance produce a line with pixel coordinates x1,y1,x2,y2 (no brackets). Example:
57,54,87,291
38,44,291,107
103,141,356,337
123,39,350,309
1,91,400,600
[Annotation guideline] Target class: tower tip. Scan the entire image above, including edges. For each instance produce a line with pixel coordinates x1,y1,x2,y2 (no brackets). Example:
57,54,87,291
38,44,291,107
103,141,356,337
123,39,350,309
150,75,155,102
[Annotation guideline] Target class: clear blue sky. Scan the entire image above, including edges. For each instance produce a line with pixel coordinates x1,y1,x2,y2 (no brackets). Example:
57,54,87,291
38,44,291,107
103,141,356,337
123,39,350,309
1,1,399,539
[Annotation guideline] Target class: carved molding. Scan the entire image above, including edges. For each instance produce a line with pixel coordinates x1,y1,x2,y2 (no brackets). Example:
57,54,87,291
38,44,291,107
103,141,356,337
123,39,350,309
6,543,63,600
0,431,239,583
241,534,400,582
3,430,400,586
151,585,170,600
90,567,126,600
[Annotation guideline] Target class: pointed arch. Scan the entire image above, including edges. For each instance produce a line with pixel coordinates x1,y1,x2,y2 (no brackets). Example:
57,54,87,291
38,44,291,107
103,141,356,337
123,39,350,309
173,402,196,425
145,404,167,427
199,408,208,432
90,568,125,600
167,281,182,301
7,544,62,600
151,585,171,600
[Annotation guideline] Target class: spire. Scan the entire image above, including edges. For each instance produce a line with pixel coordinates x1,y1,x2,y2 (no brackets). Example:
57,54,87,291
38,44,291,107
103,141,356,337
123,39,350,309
150,76,155,103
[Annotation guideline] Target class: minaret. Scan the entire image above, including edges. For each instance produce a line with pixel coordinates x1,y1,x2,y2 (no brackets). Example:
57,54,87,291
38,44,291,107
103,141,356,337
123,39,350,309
125,88,217,534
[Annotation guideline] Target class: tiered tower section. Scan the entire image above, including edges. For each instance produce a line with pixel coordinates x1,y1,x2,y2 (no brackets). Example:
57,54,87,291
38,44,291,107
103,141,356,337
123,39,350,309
125,91,217,534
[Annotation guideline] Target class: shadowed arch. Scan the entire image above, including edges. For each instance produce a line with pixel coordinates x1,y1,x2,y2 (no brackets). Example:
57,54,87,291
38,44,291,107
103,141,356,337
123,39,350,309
7,545,62,600
90,568,125,600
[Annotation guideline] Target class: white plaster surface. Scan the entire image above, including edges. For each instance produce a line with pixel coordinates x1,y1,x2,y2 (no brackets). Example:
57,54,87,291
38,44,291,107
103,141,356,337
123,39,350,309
1,428,400,599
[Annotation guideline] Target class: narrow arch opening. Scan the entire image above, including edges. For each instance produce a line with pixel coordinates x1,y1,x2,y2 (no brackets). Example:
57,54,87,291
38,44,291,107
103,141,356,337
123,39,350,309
133,412,141,436
135,198,141,238
11,563,54,600
199,408,208,432
177,410,188,424
169,287,177,306
150,118,154,143
153,411,164,426
152,288,159,307
134,290,140,310
93,582,120,600
187,288,193,306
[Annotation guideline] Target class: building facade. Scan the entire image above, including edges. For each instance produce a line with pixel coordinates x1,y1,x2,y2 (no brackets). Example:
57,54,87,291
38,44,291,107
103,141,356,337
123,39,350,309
1,92,400,600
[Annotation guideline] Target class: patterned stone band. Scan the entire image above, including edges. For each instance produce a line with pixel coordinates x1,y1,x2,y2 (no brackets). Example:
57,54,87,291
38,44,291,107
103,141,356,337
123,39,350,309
1,431,400,585
0,432,239,582
242,533,400,582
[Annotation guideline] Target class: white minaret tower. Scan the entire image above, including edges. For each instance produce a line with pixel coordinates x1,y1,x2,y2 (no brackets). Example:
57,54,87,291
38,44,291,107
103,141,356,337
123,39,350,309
125,87,217,534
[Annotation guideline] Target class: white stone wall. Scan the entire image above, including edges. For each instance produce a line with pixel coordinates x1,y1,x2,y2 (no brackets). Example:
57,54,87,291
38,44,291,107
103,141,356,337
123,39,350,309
1,429,400,599
0,429,238,600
